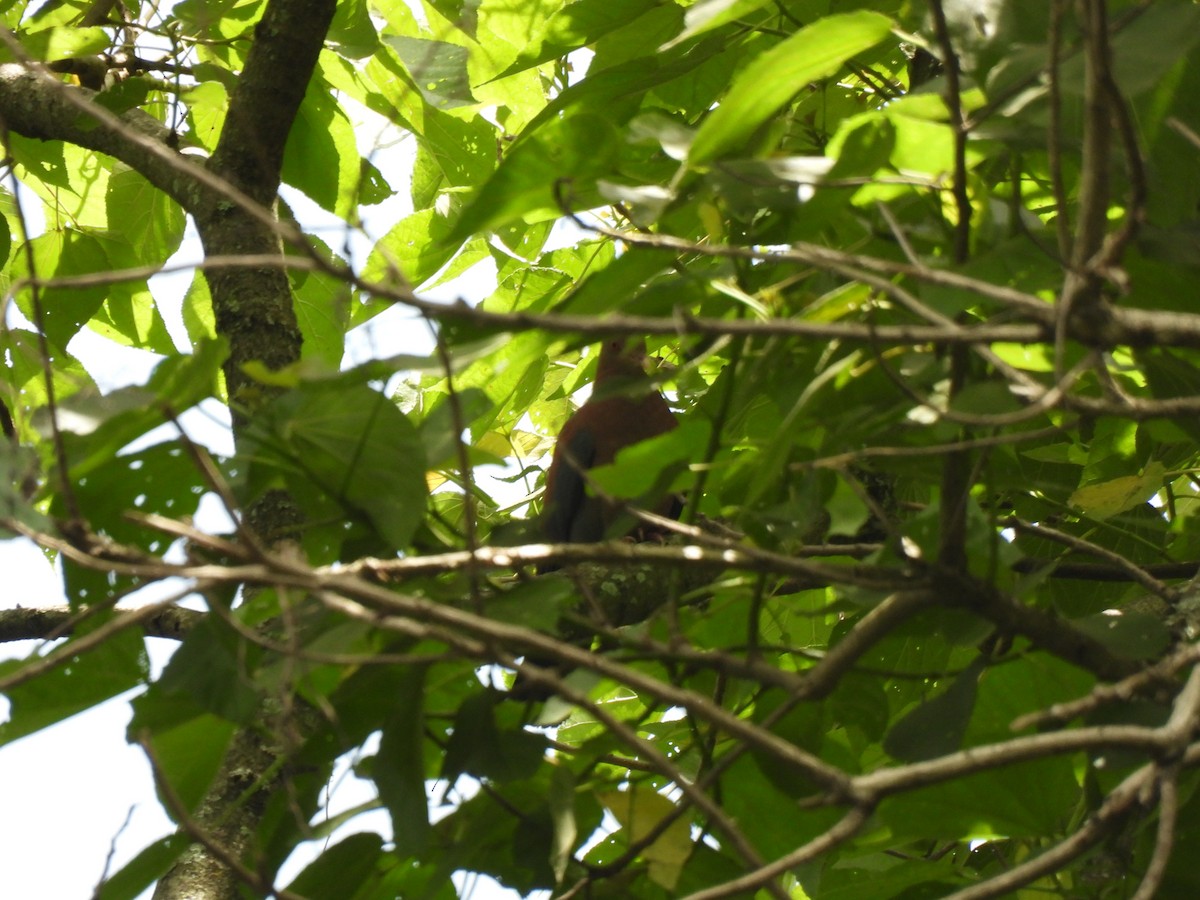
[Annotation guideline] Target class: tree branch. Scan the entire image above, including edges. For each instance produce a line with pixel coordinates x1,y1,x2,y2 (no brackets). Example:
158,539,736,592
0,604,200,644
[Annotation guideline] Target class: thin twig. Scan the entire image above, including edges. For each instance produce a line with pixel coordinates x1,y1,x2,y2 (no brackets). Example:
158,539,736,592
926,0,972,263
939,765,1154,900
431,321,482,609
1047,0,1072,261
679,806,872,900
1006,517,1181,604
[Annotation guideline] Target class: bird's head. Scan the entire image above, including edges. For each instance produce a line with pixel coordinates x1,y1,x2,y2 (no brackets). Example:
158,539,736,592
596,337,649,383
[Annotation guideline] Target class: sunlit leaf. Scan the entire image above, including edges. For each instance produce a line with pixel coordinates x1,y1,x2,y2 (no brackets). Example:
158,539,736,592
1069,462,1166,519
689,11,894,164
449,112,620,240
598,788,694,890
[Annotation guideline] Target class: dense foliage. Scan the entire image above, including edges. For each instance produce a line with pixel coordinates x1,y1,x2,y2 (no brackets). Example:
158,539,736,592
4,0,1200,897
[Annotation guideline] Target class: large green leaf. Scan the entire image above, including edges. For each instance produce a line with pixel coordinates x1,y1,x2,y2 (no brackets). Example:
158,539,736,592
94,834,191,900
386,36,475,109
491,0,665,79
441,691,546,783
66,441,207,551
878,755,1080,840
105,165,188,262
290,235,353,368
135,713,237,813
884,658,986,762
52,339,226,481
286,833,386,900
0,622,148,746
250,379,428,549
141,614,264,726
689,11,894,164
282,81,359,216
376,668,430,854
328,0,380,58
363,207,460,288
449,111,619,240
12,231,109,352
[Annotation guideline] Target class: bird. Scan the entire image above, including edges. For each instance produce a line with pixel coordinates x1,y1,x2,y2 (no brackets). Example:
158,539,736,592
512,338,679,700
541,337,679,553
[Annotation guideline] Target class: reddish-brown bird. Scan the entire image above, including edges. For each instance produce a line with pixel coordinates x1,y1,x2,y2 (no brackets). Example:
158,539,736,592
542,337,678,548
515,338,679,698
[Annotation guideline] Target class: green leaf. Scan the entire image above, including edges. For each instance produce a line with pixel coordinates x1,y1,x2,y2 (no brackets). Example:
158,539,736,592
282,83,358,216
365,51,495,192
137,714,237,813
664,0,774,49
417,386,492,468
148,615,263,725
52,339,226,481
251,380,428,549
1073,610,1171,661
492,0,664,79
386,36,474,110
12,231,109,352
87,281,177,354
589,418,708,498
0,436,47,535
884,658,985,763
357,157,395,206
689,11,894,164
67,441,207,551
750,692,826,798
878,756,1080,840
517,32,727,142
0,204,12,266
967,653,1095,744
19,25,110,61
94,834,190,900
183,81,229,151
1069,461,1166,519
0,623,148,745
291,237,352,368
548,765,577,883
484,578,576,633
328,0,380,58
449,111,620,240
813,857,964,900
442,692,546,783
559,246,676,315
180,270,217,343
1060,3,1200,98
364,208,459,288
720,755,842,858
105,165,188,262
376,668,429,855
1138,349,1200,441
286,833,385,899
598,787,694,890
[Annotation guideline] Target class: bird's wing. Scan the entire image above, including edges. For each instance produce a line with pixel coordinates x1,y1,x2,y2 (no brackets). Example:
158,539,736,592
543,425,597,543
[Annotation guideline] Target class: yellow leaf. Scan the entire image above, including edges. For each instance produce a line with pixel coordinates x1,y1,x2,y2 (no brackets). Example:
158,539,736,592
1069,462,1166,519
598,788,693,890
